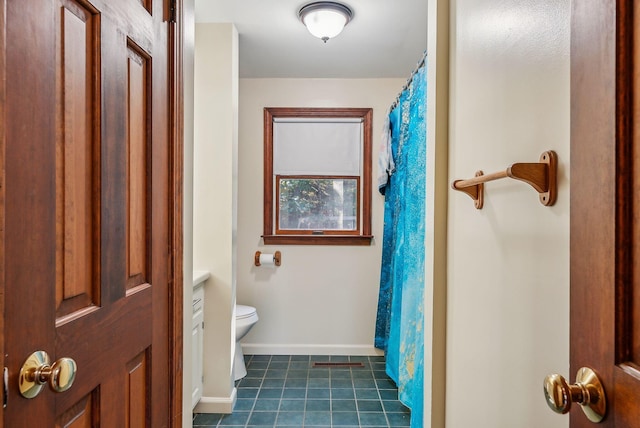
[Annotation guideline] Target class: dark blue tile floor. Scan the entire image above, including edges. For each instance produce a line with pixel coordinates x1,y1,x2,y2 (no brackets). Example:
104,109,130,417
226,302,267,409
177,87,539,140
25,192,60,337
193,355,410,427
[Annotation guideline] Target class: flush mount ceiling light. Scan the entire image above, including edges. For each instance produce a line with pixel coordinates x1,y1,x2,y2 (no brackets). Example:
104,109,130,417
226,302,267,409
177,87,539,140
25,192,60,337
298,1,353,43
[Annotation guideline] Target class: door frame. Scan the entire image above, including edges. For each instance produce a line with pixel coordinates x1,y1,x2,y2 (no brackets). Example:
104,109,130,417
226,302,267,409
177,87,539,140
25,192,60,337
0,1,6,427
169,0,185,425
0,0,185,425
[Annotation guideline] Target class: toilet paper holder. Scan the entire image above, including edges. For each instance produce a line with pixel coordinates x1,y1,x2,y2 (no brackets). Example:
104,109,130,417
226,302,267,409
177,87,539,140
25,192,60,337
254,251,281,267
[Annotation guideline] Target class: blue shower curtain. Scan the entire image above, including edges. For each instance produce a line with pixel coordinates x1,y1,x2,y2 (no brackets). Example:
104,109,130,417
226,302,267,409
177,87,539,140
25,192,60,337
375,63,426,428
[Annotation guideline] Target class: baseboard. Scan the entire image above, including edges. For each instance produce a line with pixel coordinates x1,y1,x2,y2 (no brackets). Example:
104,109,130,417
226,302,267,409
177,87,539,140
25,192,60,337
193,387,237,414
241,343,384,356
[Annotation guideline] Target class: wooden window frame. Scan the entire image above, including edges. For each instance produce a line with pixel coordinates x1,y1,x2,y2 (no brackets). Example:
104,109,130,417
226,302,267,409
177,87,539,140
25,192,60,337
263,107,373,246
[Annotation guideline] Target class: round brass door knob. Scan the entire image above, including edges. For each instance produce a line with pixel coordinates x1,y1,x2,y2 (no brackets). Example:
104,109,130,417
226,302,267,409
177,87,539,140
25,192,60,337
19,351,77,398
543,367,606,423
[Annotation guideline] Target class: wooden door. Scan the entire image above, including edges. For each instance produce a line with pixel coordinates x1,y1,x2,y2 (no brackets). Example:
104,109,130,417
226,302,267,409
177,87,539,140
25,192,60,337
571,0,640,426
1,0,178,426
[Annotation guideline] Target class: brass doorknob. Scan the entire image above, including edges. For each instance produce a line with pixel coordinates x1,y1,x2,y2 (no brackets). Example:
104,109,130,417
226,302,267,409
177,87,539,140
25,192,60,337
19,351,77,398
543,367,606,423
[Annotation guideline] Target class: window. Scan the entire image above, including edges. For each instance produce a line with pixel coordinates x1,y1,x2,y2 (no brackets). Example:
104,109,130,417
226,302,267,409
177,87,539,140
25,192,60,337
277,176,359,233
263,107,373,245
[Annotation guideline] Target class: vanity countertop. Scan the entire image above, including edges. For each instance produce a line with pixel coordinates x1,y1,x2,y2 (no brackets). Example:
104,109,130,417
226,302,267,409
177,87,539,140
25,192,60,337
193,270,210,289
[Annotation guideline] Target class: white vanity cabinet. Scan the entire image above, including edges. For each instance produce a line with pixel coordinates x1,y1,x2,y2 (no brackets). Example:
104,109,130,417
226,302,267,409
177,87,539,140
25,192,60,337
191,281,205,408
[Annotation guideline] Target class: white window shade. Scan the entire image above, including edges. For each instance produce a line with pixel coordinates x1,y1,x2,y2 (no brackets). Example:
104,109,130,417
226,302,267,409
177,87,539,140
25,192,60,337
273,119,362,176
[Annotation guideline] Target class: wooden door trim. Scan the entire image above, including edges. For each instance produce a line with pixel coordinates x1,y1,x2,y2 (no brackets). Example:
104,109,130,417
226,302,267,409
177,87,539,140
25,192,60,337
169,0,185,426
0,0,6,426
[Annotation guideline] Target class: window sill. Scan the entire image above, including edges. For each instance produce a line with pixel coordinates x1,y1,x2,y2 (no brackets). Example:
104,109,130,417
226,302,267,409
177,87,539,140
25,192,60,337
262,235,374,246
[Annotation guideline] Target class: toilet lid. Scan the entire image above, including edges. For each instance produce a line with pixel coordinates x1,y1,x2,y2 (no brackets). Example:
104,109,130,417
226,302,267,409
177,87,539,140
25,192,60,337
236,305,257,319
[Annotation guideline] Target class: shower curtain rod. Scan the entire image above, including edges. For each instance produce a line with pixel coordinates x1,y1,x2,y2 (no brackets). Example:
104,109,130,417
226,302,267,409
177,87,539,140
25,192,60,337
389,50,427,111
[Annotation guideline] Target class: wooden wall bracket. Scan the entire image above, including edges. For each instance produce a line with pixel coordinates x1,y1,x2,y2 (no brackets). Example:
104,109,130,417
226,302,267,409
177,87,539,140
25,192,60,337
451,150,557,209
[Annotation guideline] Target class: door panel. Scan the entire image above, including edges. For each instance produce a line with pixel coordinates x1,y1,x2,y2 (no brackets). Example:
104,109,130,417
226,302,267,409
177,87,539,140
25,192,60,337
571,0,640,426
3,0,172,426
56,393,96,428
55,0,101,319
126,350,149,427
126,42,150,290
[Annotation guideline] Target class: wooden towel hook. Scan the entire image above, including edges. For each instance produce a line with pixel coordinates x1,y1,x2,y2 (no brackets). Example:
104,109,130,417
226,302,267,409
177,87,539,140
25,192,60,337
451,150,557,209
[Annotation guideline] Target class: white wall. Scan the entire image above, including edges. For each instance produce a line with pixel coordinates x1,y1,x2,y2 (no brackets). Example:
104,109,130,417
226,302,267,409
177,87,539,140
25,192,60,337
193,23,239,413
182,0,195,425
237,78,403,355
446,1,570,427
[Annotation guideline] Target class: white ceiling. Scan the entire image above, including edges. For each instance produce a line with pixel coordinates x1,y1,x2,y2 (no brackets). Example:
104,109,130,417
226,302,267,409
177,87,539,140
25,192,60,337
195,0,428,79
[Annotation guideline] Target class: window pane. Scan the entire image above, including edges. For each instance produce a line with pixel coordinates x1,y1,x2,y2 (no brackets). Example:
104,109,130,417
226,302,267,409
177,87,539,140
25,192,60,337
278,177,358,231
273,121,362,175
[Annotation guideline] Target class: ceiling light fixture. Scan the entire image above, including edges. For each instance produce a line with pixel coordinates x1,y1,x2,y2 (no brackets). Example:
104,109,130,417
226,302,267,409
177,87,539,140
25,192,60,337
298,1,353,43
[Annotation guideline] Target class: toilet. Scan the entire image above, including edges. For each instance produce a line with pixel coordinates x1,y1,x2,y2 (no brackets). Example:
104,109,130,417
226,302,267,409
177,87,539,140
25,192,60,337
234,304,259,380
